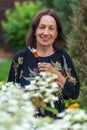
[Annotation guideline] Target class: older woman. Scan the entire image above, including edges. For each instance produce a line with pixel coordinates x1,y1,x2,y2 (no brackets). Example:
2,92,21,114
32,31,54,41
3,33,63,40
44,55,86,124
8,9,80,118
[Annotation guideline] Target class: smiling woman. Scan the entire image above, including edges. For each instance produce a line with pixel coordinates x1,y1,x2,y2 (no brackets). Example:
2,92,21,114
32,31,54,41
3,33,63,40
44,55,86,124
7,9,80,118
35,15,57,54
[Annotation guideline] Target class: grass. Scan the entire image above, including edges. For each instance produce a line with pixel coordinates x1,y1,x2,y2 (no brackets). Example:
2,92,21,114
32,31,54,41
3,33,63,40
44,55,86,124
0,59,12,82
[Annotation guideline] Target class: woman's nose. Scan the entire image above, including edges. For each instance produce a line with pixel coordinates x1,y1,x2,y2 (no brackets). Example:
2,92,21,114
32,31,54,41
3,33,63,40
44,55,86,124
43,28,49,35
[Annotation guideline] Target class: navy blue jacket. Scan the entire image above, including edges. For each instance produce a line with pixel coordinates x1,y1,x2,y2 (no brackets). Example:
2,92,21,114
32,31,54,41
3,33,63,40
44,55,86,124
8,48,80,118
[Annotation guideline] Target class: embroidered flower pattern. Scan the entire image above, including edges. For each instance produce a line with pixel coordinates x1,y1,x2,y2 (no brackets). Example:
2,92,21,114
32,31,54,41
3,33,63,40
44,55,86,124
18,57,23,65
12,54,77,86
62,55,77,84
13,57,23,82
23,59,77,85
51,61,62,71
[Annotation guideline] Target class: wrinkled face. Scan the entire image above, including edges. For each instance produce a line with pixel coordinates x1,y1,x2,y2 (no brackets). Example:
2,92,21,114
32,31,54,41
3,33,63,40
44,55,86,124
35,15,58,47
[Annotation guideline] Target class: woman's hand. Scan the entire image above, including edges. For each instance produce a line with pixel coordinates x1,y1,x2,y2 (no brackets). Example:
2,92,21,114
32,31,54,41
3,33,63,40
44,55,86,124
38,62,66,88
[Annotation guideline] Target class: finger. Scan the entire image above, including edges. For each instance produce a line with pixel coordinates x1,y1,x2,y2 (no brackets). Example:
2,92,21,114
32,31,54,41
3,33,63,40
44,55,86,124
38,67,48,72
56,81,63,88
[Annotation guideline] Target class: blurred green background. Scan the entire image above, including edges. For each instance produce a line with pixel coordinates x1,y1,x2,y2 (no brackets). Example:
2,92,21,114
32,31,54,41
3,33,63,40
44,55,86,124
0,60,11,82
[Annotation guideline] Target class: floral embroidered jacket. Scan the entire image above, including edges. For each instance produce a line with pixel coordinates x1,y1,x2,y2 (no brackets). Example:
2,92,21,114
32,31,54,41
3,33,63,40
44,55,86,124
8,48,80,117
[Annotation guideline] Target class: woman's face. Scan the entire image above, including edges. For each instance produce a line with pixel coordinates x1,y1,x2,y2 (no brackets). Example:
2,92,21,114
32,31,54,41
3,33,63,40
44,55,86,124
35,15,58,48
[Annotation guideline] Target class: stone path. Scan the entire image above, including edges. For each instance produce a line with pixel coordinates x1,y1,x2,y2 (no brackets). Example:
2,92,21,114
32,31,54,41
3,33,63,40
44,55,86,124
0,48,14,63
0,57,7,63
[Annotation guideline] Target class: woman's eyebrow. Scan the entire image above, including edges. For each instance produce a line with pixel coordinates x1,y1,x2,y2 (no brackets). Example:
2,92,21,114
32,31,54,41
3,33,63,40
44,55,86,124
39,24,55,27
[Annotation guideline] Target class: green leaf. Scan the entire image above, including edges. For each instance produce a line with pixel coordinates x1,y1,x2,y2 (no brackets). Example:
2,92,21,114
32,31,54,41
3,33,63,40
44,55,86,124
44,106,58,114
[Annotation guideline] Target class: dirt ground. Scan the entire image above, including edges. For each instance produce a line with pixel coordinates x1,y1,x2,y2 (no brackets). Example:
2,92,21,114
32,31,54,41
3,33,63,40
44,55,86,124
0,48,14,62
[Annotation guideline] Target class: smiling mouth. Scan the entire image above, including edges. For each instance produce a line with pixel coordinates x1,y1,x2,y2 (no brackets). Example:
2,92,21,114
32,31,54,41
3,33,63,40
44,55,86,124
41,37,50,42
42,39,49,42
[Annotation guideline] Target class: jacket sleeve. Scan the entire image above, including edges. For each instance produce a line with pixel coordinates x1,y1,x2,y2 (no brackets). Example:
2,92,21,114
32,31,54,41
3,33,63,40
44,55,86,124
7,49,25,83
7,55,21,83
62,51,80,99
7,57,15,82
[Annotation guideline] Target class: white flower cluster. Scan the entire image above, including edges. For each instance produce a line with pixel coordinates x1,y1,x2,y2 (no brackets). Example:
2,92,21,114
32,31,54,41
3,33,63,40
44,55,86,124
25,72,62,103
38,108,87,130
0,73,87,130
0,82,38,130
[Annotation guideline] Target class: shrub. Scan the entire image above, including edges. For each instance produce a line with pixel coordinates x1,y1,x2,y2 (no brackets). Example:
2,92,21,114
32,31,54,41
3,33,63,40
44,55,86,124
2,1,42,51
67,0,87,110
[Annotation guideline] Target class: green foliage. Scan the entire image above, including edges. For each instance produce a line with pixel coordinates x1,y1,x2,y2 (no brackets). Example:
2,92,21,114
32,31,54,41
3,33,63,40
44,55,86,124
43,0,76,35
53,0,73,34
68,0,87,85
43,0,54,8
0,60,12,81
78,85,87,111
2,1,42,51
67,0,87,110
64,99,79,108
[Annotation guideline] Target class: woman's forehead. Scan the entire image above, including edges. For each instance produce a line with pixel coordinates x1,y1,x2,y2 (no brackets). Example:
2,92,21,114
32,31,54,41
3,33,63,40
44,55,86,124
39,15,57,26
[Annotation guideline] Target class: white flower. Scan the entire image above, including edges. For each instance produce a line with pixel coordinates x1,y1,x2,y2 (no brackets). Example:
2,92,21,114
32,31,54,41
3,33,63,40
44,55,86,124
31,92,43,98
0,78,87,130
25,84,36,90
72,123,82,130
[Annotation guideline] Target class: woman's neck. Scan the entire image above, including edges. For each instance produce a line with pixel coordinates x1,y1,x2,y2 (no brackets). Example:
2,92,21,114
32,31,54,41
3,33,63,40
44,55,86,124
28,46,55,57
37,46,55,57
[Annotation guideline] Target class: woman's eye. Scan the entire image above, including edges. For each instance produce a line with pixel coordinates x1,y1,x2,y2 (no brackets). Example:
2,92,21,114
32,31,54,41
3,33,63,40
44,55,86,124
39,26,44,29
49,27,54,30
